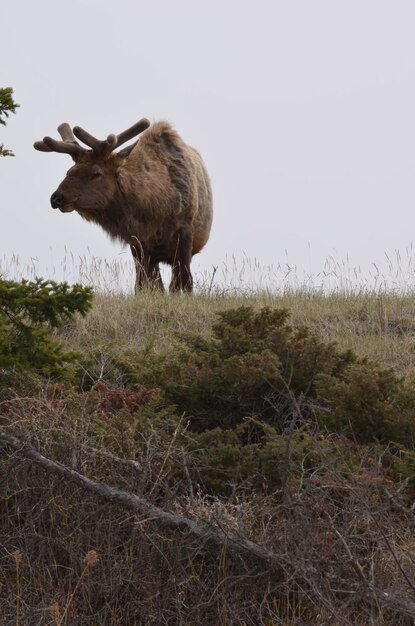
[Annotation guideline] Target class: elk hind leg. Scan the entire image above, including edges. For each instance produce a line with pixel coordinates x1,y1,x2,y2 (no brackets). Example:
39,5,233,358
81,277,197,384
170,225,193,293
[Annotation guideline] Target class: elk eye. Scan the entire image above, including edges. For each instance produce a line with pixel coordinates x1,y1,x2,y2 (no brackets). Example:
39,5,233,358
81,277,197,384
91,168,103,180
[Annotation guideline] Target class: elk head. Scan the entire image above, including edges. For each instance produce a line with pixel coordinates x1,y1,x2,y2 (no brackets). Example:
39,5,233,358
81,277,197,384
34,119,150,213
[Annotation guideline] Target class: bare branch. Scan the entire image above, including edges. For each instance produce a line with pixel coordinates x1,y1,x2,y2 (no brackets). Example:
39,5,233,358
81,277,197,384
0,430,281,571
83,444,143,471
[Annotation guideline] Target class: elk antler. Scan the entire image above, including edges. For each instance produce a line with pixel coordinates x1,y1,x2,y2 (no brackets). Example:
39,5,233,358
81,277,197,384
34,123,86,161
34,118,151,160
73,118,150,157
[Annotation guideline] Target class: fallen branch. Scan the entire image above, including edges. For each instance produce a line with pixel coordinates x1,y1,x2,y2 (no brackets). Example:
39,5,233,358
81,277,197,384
0,430,281,572
2,429,415,620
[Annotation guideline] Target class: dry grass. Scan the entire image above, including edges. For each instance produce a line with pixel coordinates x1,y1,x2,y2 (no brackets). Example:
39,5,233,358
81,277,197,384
3,245,415,295
57,289,415,381
3,249,412,373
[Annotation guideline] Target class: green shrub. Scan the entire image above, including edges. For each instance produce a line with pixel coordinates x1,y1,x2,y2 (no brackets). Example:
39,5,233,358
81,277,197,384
316,362,415,446
0,278,92,381
188,420,376,496
188,424,261,493
73,304,415,492
137,306,355,432
120,305,415,449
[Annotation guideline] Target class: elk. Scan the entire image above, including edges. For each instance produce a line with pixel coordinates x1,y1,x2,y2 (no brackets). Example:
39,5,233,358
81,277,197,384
34,118,213,292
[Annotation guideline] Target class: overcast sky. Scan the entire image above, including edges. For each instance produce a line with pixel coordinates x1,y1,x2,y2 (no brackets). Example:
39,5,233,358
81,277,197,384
2,1,415,291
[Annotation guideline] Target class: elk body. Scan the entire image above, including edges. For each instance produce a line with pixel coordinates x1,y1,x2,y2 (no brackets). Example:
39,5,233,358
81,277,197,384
34,119,213,292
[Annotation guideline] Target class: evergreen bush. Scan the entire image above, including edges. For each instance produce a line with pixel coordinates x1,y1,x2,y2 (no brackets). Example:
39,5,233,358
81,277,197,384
0,278,92,381
128,306,415,448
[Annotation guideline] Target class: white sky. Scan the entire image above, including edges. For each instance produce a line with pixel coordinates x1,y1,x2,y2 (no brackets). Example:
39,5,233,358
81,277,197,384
2,0,415,291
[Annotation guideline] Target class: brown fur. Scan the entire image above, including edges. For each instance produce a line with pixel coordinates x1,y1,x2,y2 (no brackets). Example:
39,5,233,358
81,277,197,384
47,122,213,292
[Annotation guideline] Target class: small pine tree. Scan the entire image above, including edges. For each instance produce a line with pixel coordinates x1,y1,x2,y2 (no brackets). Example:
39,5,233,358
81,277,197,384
0,278,93,380
0,87,19,157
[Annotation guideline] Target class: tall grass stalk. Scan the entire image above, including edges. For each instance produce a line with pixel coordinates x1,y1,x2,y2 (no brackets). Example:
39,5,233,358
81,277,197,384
2,247,415,295
56,550,98,626
13,550,22,626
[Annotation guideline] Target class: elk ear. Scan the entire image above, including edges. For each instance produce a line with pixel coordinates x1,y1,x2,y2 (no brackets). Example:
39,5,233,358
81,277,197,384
115,167,128,195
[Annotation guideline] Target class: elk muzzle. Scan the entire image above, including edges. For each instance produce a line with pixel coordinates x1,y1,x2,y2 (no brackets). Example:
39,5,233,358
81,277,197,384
50,191,75,212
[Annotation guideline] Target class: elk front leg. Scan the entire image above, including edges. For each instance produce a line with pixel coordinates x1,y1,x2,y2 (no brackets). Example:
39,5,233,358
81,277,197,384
130,244,164,293
170,225,193,292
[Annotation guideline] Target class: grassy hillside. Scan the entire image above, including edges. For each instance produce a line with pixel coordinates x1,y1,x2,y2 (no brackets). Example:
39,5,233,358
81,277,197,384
2,286,415,625
62,289,415,375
